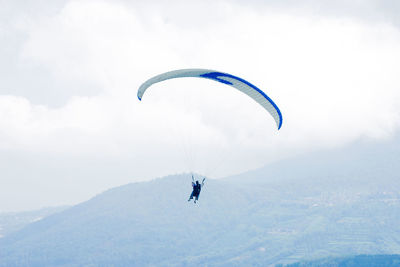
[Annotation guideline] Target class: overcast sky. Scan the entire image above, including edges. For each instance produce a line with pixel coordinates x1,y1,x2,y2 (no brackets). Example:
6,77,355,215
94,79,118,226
1,0,400,212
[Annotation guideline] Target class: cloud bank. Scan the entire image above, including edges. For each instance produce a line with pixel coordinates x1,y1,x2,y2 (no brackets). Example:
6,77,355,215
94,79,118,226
1,0,400,211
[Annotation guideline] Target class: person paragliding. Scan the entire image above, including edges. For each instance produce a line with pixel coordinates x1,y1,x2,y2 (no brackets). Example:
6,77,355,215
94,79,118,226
188,175,205,203
137,69,283,203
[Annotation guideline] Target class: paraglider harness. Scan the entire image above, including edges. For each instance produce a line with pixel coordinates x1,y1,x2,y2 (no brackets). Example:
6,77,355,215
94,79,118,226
188,175,205,203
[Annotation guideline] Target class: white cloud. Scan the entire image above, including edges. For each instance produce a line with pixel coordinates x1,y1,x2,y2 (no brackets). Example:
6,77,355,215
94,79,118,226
1,0,400,211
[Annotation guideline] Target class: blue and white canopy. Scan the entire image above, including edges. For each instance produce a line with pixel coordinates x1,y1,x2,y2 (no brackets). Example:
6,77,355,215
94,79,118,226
137,69,282,130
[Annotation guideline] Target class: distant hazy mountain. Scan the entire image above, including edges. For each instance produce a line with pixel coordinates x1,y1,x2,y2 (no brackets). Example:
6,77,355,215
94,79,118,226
0,206,67,238
1,137,400,266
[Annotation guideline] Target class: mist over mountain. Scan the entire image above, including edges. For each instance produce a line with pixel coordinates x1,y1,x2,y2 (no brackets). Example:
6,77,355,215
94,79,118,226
0,207,67,238
1,137,400,266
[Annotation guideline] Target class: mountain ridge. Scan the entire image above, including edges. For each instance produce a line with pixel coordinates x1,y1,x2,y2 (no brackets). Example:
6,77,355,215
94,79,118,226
2,137,400,266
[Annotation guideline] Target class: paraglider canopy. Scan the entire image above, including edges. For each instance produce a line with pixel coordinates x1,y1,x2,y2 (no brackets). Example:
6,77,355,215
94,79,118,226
137,69,282,130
